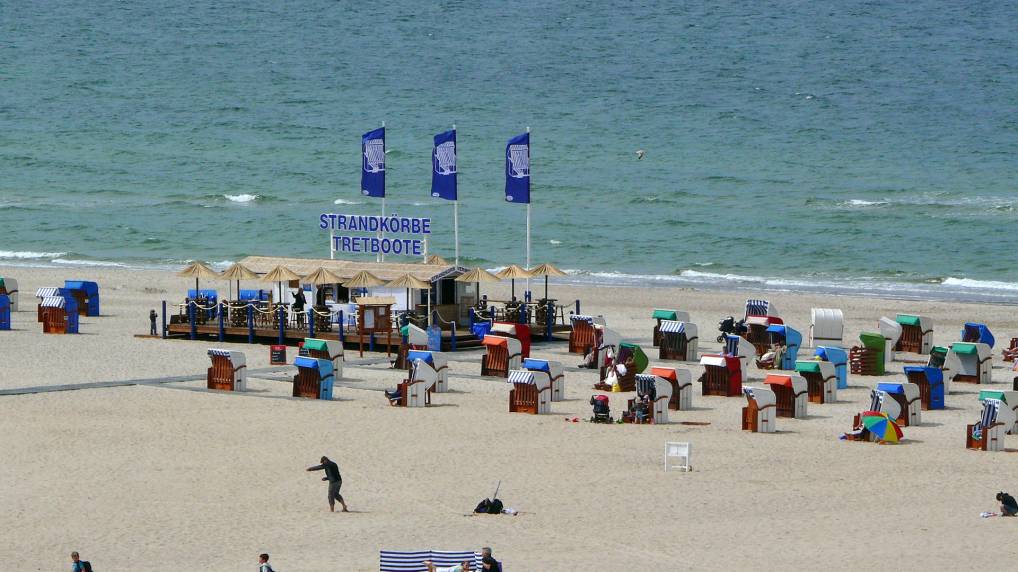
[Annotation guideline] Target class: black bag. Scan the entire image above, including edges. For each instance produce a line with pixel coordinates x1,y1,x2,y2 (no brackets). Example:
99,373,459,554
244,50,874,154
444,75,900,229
487,498,503,514
474,498,491,513
81,562,93,572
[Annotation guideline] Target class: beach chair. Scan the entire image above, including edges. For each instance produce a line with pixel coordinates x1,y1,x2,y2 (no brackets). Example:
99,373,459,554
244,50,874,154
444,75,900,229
794,360,837,404
569,314,600,354
302,338,344,380
35,287,60,322
624,374,673,424
480,335,522,378
967,399,1015,452
508,369,551,414
962,322,995,348
395,323,429,369
815,346,849,389
407,350,449,392
742,387,777,433
652,309,690,346
724,334,752,381
391,359,438,407
809,308,844,347
850,332,885,376
596,357,636,392
40,294,79,334
904,366,945,410
0,294,9,331
589,326,622,370
978,391,1018,434
745,298,777,319
658,320,698,361
64,280,100,317
698,354,742,397
895,314,933,354
764,325,802,370
868,389,902,422
764,373,808,418
947,342,992,384
1003,338,1018,362
379,550,486,572
491,321,531,358
206,349,247,391
745,315,784,356
877,382,921,427
652,366,693,410
524,358,564,402
878,316,902,365
0,278,18,312
292,356,334,400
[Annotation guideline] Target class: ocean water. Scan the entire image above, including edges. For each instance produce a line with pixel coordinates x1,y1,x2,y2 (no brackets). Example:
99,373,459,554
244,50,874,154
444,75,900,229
3,1,1017,302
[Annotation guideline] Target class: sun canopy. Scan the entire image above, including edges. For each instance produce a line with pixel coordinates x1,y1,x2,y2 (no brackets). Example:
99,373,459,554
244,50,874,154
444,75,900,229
220,263,259,281
507,370,536,385
764,374,796,387
344,270,386,288
896,314,921,327
455,267,500,283
529,263,567,277
795,360,822,374
177,262,220,279
652,309,678,321
496,264,533,280
951,342,979,355
963,323,994,348
303,267,345,286
385,273,432,290
303,339,329,352
261,265,302,283
650,366,678,381
482,335,508,347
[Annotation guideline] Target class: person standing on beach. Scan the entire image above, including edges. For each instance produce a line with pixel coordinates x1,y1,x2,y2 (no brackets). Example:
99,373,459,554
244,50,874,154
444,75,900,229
70,551,92,572
149,309,158,336
258,553,275,572
306,456,348,512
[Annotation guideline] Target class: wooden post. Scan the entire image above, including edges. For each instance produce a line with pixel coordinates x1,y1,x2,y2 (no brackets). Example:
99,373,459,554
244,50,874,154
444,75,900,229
247,305,254,344
161,300,167,339
575,299,580,315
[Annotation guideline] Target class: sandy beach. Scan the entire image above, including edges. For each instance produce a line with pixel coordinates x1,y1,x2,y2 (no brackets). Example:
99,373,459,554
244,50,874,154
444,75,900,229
3,266,1018,570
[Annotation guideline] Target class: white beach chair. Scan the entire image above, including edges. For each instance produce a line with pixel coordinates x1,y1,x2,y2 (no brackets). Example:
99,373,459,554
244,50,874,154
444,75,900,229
809,308,844,347
651,366,693,410
946,342,992,385
665,442,692,472
524,358,564,402
508,369,551,414
764,373,809,419
742,387,777,433
3,278,18,312
968,399,1016,452
878,316,902,365
406,360,438,407
407,350,449,392
406,323,429,348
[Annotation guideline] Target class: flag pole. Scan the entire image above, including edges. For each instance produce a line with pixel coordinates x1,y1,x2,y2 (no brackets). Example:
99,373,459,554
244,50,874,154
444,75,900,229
378,120,386,263
525,126,531,300
453,123,459,267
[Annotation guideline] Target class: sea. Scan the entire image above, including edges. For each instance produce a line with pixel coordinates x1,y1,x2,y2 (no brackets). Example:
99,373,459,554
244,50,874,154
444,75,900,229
3,1,1017,303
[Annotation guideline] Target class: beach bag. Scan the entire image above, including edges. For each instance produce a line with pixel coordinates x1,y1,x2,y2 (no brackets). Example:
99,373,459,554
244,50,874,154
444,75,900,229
487,498,504,514
474,498,491,513
81,562,93,572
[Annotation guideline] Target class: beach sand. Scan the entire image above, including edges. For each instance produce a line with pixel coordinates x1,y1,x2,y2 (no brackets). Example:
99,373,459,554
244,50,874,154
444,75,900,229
2,266,1017,570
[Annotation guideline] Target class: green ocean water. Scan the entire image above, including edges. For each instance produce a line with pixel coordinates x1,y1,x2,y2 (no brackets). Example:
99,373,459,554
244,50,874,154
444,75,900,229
2,1,1017,301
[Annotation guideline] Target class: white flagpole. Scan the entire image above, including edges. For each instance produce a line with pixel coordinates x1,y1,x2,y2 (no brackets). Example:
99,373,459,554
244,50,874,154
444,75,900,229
453,124,459,268
330,227,335,259
378,120,386,263
525,126,531,300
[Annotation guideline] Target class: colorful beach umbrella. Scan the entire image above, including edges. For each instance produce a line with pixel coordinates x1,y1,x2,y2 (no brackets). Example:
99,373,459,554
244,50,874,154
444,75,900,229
528,263,567,301
860,411,903,443
618,342,649,374
177,261,220,297
496,264,534,300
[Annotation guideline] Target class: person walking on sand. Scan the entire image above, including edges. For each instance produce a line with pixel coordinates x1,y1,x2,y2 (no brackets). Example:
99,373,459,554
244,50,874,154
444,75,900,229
307,456,348,512
258,553,275,572
70,551,92,572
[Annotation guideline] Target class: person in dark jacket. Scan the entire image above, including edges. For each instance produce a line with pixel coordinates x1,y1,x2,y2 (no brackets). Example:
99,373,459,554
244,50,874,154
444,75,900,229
997,491,1018,516
307,456,348,512
480,547,501,572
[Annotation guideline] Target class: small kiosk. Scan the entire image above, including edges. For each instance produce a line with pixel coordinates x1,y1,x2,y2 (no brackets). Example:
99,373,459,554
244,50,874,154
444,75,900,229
356,296,394,357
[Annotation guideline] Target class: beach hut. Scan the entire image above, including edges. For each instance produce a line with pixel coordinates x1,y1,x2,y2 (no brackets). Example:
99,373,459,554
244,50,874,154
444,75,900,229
742,387,777,433
301,338,344,380
967,399,1015,452
651,309,690,346
407,350,449,392
651,366,693,411
794,360,837,404
0,293,10,331
979,391,1018,434
569,314,602,354
903,366,945,410
0,278,18,311
624,374,672,424
895,314,933,354
946,342,992,384
764,373,808,418
814,346,849,389
764,324,802,370
480,335,522,378
658,320,698,361
206,349,247,391
63,280,100,317
809,308,844,347
698,354,742,397
524,358,564,402
291,356,334,400
850,332,886,376
878,316,902,365
491,321,532,358
961,322,995,348
35,287,60,322
507,369,551,415
391,359,437,407
877,382,922,427
40,294,78,334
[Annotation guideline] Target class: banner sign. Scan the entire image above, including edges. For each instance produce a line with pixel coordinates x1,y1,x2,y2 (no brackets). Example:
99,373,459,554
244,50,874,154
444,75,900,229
321,213,430,256
361,127,386,198
431,129,457,201
504,131,530,204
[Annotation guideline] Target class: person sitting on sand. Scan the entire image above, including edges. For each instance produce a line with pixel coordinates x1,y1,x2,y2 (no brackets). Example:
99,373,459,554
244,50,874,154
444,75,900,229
425,560,471,572
384,386,403,405
758,342,785,369
997,491,1018,516
633,394,651,423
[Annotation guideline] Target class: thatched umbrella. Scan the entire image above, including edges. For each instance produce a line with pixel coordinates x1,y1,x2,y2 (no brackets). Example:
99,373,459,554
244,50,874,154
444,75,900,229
303,267,345,305
177,262,220,297
343,270,386,300
220,262,259,300
496,264,534,300
455,267,500,304
422,254,450,266
386,273,433,322
261,265,302,304
528,263,568,300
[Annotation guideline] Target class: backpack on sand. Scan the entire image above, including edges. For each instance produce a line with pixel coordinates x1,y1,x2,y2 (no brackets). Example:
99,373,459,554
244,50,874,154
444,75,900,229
81,562,93,572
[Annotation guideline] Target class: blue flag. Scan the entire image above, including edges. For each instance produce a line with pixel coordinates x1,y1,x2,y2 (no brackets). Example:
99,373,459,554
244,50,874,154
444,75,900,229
504,132,530,204
431,129,457,201
361,127,385,198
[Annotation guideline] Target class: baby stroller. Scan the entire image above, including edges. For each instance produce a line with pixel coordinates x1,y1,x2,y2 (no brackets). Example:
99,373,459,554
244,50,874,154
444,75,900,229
590,394,613,423
717,316,748,343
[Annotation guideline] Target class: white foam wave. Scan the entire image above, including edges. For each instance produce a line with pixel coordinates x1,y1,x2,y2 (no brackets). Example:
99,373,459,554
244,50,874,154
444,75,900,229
333,198,363,205
0,250,67,259
843,199,890,207
224,194,258,203
679,269,767,283
549,240,562,245
941,277,1018,291
50,258,127,268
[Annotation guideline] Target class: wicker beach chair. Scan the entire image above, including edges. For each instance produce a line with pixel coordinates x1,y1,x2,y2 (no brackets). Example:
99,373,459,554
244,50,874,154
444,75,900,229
742,387,777,433
206,348,247,391
508,369,551,415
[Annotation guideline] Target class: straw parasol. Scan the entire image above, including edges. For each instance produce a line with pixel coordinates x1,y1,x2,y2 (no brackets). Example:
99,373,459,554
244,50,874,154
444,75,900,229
303,267,346,305
422,254,449,266
343,270,386,299
528,263,568,300
495,264,534,300
386,273,433,321
177,261,220,297
220,262,259,300
455,267,500,303
261,265,302,304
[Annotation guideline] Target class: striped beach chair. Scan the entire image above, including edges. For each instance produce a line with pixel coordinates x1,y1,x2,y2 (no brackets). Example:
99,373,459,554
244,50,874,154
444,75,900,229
379,550,487,572
967,398,1014,452
742,386,776,433
40,294,78,334
627,373,672,424
658,320,698,361
206,348,247,391
523,358,564,402
569,314,598,354
507,369,550,414
35,287,60,322
745,299,773,319
652,309,690,346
